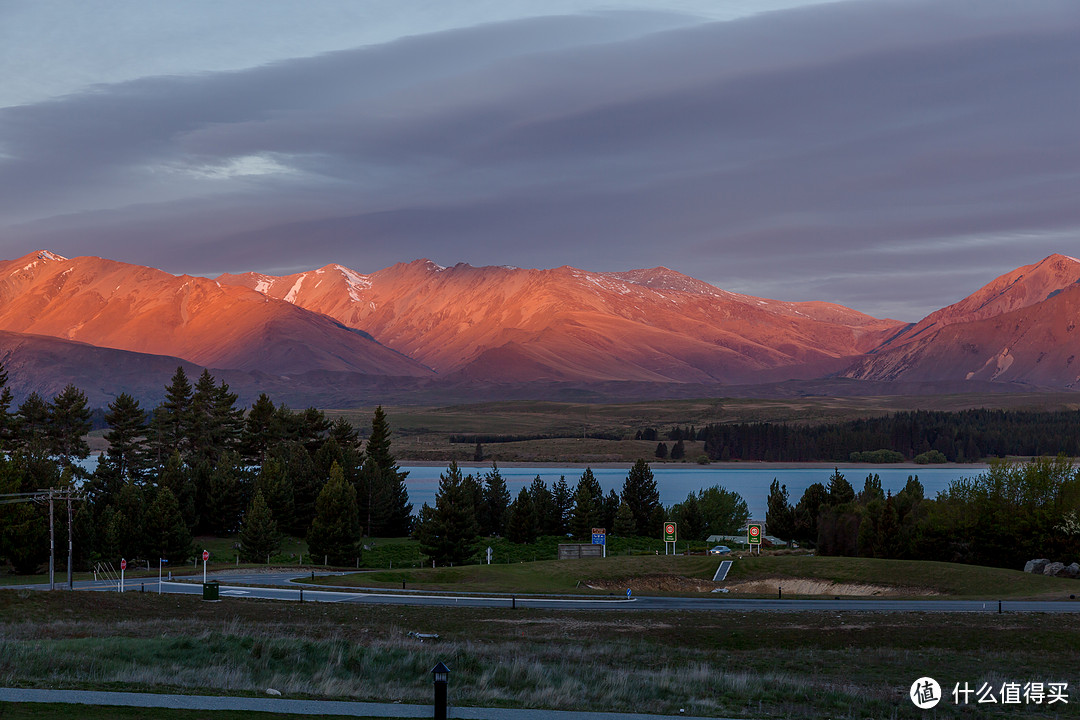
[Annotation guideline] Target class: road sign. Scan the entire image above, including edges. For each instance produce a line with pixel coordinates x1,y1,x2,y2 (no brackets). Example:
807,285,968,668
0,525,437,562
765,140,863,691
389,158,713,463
748,523,762,545
626,588,632,598
486,546,493,565
664,522,677,542
591,527,606,545
120,559,127,571
202,549,210,561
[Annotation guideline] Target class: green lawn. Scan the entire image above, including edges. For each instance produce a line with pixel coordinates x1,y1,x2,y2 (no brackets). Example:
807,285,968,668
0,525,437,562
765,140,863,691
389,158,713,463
0,704,408,720
306,553,1080,599
1,591,1078,719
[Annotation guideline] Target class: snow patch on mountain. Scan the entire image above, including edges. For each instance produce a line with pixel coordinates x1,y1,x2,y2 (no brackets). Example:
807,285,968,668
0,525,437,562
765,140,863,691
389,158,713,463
335,265,372,302
283,276,304,303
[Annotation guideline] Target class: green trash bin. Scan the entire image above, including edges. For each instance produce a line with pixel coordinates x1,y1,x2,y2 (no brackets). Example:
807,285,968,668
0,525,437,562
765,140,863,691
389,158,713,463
202,581,219,601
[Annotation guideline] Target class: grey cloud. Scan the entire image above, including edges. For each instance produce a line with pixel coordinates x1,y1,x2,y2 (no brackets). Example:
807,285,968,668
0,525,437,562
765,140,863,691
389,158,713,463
2,0,1079,320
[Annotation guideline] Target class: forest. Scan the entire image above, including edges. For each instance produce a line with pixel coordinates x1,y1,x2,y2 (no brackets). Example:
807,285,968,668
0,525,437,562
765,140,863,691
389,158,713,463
765,459,1080,569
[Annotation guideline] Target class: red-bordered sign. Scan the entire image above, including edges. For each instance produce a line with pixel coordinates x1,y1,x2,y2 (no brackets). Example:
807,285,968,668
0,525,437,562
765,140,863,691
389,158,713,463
120,559,127,571
202,550,210,561
663,523,677,541
748,524,762,544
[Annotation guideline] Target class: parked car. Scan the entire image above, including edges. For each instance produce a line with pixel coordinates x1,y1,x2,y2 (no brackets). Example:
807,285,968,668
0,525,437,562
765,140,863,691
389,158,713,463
709,545,731,555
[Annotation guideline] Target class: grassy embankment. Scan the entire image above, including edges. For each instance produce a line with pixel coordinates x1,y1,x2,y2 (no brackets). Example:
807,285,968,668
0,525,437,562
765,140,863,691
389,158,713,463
307,553,1080,600
324,393,1080,463
2,588,1079,719
0,706,396,720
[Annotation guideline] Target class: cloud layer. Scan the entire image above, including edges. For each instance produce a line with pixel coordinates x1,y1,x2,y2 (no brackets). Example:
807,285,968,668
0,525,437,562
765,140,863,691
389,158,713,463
2,0,1078,319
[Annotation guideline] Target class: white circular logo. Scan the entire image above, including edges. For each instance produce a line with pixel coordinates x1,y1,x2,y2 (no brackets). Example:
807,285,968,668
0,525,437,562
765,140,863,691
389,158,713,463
910,677,941,709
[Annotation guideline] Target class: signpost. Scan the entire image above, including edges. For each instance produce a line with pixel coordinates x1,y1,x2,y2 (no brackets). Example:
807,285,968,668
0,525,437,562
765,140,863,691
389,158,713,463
202,549,209,583
158,558,168,594
747,523,763,555
591,527,607,558
486,546,493,565
120,558,126,593
663,522,677,555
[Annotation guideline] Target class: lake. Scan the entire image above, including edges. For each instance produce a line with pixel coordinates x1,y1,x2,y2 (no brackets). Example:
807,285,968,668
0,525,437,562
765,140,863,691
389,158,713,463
73,457,987,518
400,464,988,518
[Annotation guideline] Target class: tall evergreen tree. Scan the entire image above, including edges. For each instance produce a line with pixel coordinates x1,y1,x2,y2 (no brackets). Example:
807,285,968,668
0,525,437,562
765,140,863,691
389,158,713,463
206,451,247,534
0,363,12,450
672,492,705,541
307,462,362,566
355,457,391,537
621,459,662,535
551,475,572,536
239,490,280,562
602,489,621,532
48,384,91,468
102,393,148,483
415,461,480,565
481,463,511,537
613,500,636,537
241,393,279,463
13,392,51,460
148,366,193,468
365,406,412,536
252,456,294,535
570,467,604,539
529,476,556,535
827,468,856,505
143,487,192,564
766,480,796,542
506,486,539,544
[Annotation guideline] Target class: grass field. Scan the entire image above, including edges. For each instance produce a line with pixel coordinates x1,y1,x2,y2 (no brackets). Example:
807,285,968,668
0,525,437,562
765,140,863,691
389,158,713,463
0,704,403,720
306,554,1080,600
323,393,1080,462
1,590,1078,719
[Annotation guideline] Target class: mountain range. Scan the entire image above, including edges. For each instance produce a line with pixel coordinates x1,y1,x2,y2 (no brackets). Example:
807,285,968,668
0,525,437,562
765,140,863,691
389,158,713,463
1,250,1078,407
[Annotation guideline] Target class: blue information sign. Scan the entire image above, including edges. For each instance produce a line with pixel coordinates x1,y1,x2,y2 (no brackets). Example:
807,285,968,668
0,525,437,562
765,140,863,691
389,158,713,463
591,527,606,545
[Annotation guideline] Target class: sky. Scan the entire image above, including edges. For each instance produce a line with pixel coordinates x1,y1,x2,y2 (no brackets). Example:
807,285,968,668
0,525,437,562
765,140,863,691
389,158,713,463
1,0,1078,320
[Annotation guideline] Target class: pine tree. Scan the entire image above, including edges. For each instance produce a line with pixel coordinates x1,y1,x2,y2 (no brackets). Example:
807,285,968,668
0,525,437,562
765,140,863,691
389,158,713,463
280,444,319,535
673,492,705,541
603,489,621,532
239,490,280,562
241,393,279,463
529,476,556,535
103,392,148,483
415,462,480,565
355,457,391,537
365,406,412,536
206,451,247,534
613,501,637,537
306,462,362,566
551,475,572,536
48,384,92,468
297,407,332,456
570,468,603,539
329,417,362,452
253,456,294,534
506,486,539,544
13,392,51,460
148,366,193,467
827,468,856,505
481,463,510,537
0,363,12,450
621,459,661,535
670,439,686,461
143,487,192,564
474,442,484,462
655,442,668,459
766,479,795,542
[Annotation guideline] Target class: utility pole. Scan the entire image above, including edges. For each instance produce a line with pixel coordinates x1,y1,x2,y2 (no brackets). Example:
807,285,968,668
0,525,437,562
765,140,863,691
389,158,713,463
35,488,88,590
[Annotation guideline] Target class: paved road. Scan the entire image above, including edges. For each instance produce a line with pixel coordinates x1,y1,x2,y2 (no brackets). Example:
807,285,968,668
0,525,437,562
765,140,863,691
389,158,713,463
16,570,1080,612
0,688,728,720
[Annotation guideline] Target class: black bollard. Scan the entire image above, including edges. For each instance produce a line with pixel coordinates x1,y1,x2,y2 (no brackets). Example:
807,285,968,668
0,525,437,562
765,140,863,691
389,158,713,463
300,587,303,603
431,663,450,720
778,586,782,600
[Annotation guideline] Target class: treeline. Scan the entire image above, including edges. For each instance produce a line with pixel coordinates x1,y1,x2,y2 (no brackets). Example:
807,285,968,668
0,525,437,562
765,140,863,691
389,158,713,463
450,432,622,444
768,458,1080,569
0,365,411,573
412,459,750,565
696,409,1080,462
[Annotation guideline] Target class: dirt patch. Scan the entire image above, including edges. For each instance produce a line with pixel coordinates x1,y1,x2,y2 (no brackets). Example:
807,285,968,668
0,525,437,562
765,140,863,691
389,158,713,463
586,574,939,596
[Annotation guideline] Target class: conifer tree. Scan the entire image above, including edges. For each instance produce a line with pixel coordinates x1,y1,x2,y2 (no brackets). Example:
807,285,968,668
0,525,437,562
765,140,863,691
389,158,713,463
655,442,668,459
365,406,412,536
529,476,558,536
766,480,795,542
670,439,686,461
253,456,294,534
239,490,281,562
0,363,12,449
206,451,247,534
506,486,539,544
307,462,361,566
613,500,636,537
621,459,661,535
481,463,510,537
103,392,148,483
570,468,604,539
13,392,51,460
148,366,193,468
355,457,391,537
143,487,192,564
827,468,856,505
551,475,572,536
415,461,480,565
241,393,279,463
48,384,92,468
603,489,621,532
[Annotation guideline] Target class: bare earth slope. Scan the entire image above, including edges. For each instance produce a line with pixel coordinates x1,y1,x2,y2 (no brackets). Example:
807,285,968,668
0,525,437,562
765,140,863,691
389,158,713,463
0,251,433,378
844,254,1080,387
219,261,904,384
